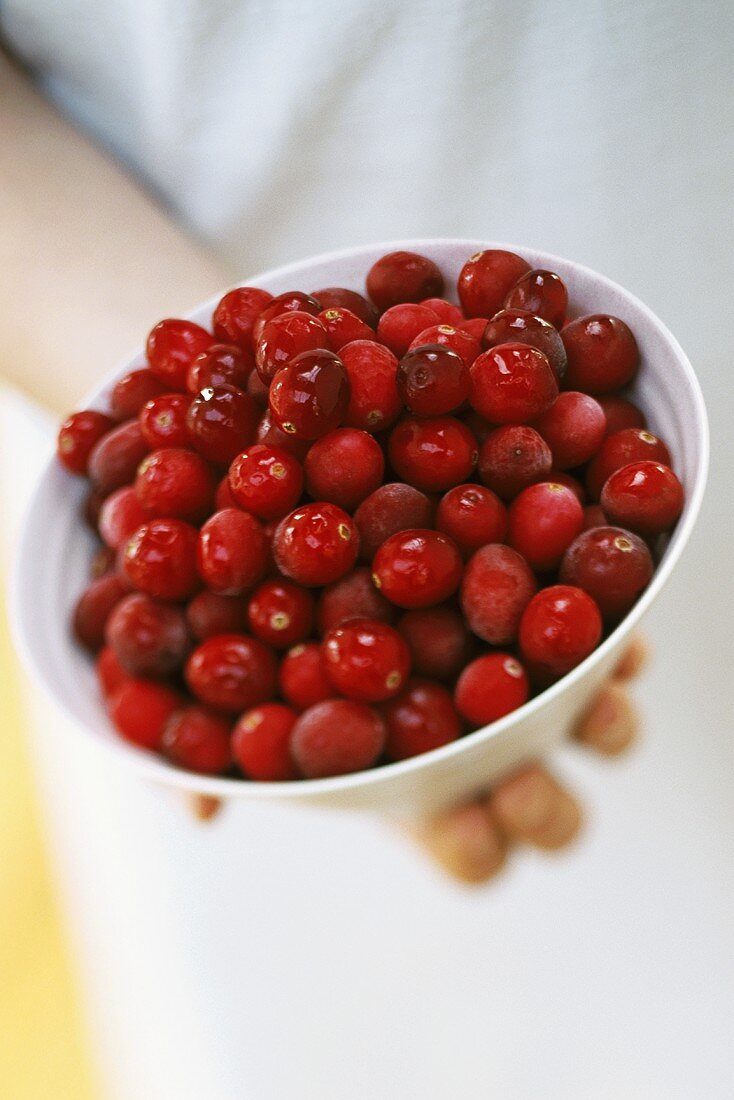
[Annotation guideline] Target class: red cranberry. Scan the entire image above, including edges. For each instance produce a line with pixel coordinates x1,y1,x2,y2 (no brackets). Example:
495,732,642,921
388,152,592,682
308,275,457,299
519,585,602,683
397,605,474,680
215,474,239,510
232,704,299,780
123,518,199,601
212,286,273,349
73,573,128,651
503,269,568,328
186,590,248,639
436,483,507,555
560,526,654,621
372,529,463,609
388,415,477,492
197,508,268,595
186,384,259,466
341,340,402,432
323,619,411,702
397,344,470,416
279,642,334,711
58,410,116,475
98,486,147,548
255,311,330,383
598,394,647,436
108,679,181,750
111,369,168,418
508,482,584,573
408,323,481,367
455,654,529,727
139,393,191,449
377,303,439,357
229,444,304,520
272,503,359,586
162,706,232,775
96,646,127,697
366,251,444,311
548,470,586,503
469,344,558,424
312,287,379,328
291,699,386,778
135,447,215,522
88,420,149,493
304,428,384,510
458,249,531,318
106,592,190,677
255,407,311,460
147,319,212,389
478,425,552,501
458,317,489,340
382,678,462,761
269,349,350,440
247,369,270,407
460,543,537,644
318,307,375,350
600,461,684,535
247,579,314,648
561,315,639,393
483,309,567,382
583,504,607,530
317,567,397,634
586,428,672,500
187,343,253,394
354,482,434,561
534,392,606,470
185,634,277,712
420,298,464,325
252,291,322,344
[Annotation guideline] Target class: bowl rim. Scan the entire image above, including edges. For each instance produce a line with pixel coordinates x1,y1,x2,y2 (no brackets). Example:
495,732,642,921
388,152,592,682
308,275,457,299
10,237,710,799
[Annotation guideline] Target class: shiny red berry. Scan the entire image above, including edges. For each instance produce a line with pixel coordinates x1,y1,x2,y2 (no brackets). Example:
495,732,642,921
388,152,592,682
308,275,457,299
503,269,568,328
519,585,602,683
583,503,608,530
232,704,299,781
598,395,646,437
366,251,444,311
388,415,477,492
376,302,439,357
73,573,128,651
279,643,334,711
312,287,379,328
316,567,396,634
186,384,259,466
269,349,350,440
483,309,567,382
560,526,654,621
478,425,552,501
455,654,529,727
147,318,212,389
161,706,232,775
469,344,558,424
186,343,254,394
436,483,507,555
212,286,273,350
291,699,386,778
534,392,606,470
185,634,277,712
255,407,311,460
108,679,181,750
397,344,470,416
353,482,434,562
135,447,215,521
340,340,401,432
255,311,330,383
460,543,537,644
318,307,375,350
508,482,584,572
57,409,116,475
382,678,462,761
106,592,190,678
304,428,384,510
247,579,314,648
458,317,489,340
123,518,200,601
186,590,248,639
272,503,359,586
372,529,463,609
586,428,672,500
323,618,411,702
600,461,684,535
408,323,481,367
252,291,322,345
228,444,304,520
197,508,268,595
98,486,147,548
111,369,168,419
139,393,191,449
397,605,474,681
561,314,639,394
458,249,531,318
419,298,464,325
88,420,149,493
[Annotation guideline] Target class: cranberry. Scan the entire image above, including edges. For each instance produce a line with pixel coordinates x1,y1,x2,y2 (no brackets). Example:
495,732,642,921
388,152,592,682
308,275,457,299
312,287,379,328
323,618,411,702
397,344,470,416
185,634,277,712
135,447,215,522
255,407,311,460
108,679,181,750
598,394,647,436
252,291,322,344
377,303,439,357
503,269,568,328
247,579,314,648
534,392,606,470
212,286,273,349
269,349,350,440
106,592,190,677
469,344,558,424
255,311,330,383
247,369,270,407
279,642,334,710
215,474,239,510
408,323,481,367
187,343,253,394
147,319,212,389
354,482,434,561
458,249,531,318
478,425,552,501
162,706,232,775
382,678,462,761
232,704,299,780
519,585,602,683
73,573,128,651
561,314,639,393
96,646,127,697
458,317,489,340
508,482,584,573
548,470,586,503
197,508,268,595
388,415,477,492
561,526,654,621
186,590,248,639
186,384,259,465
460,543,537,644
291,699,386,778
122,518,199,601
304,428,384,510
139,393,191,449
272,503,359,586
436,483,507,555
464,410,498,442
483,309,567,382
318,307,375,350
420,298,464,325
455,654,529,727
583,504,607,530
340,340,402,432
366,251,444,311
372,529,463,609
229,444,304,520
317,567,396,634
600,461,684,535
57,410,116,475
111,369,168,419
397,605,474,680
88,420,149,493
90,545,117,579
98,486,147,548
586,428,672,500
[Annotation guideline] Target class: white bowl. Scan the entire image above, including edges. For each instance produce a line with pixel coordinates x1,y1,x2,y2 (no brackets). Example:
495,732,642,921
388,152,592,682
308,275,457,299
11,239,709,818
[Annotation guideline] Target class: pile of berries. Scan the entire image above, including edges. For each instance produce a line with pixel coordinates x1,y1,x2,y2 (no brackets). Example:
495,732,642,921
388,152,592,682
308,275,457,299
58,248,684,781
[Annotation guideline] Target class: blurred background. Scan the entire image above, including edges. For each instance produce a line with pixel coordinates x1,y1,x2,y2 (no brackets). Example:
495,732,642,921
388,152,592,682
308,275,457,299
1,2,733,1097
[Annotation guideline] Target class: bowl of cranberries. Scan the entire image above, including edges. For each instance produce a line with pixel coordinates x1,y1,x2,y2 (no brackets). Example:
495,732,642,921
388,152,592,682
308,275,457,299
13,240,708,816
